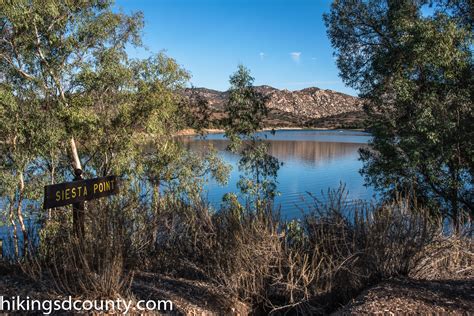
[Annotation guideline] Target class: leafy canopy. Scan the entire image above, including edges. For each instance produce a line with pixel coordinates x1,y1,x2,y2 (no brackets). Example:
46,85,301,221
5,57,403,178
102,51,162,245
223,65,280,211
0,0,228,242
325,0,473,227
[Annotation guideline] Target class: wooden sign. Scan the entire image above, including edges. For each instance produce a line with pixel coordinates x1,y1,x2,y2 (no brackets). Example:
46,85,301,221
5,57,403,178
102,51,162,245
43,175,119,209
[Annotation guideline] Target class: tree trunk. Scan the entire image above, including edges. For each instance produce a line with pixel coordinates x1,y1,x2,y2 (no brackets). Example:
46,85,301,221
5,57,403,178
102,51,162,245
152,180,161,211
16,172,28,256
451,177,460,234
49,150,55,220
70,137,82,172
449,157,461,234
8,195,19,259
152,179,161,248
70,137,85,239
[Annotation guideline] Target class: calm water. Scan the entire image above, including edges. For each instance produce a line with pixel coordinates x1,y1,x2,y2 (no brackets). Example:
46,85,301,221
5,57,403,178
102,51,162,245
0,129,374,257
182,129,375,218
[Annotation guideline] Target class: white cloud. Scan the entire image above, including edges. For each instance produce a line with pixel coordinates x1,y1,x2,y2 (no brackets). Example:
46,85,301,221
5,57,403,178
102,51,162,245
290,52,301,63
259,52,265,60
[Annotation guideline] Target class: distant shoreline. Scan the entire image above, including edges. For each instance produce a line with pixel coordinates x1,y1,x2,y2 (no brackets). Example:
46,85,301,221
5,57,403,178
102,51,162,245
175,127,366,136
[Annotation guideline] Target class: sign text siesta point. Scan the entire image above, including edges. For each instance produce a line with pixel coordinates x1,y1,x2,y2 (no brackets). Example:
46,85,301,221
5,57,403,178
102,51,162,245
43,175,118,209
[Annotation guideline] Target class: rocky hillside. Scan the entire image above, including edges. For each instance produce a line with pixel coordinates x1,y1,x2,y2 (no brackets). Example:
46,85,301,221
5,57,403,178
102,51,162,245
187,85,365,128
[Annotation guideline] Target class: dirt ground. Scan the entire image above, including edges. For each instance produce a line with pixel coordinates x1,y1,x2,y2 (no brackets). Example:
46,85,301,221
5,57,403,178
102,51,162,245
333,278,474,315
131,271,249,315
1,266,472,315
0,268,248,315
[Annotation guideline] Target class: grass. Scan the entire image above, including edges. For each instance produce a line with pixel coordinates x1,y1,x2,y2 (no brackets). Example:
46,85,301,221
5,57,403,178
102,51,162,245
4,187,472,314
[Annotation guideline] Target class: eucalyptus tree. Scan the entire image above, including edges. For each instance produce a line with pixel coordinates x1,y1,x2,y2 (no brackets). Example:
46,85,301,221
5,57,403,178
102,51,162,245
324,0,473,230
0,0,223,256
223,65,280,212
0,86,61,256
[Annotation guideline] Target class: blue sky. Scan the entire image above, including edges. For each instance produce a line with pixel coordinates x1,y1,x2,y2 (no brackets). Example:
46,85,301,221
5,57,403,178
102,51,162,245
114,0,357,96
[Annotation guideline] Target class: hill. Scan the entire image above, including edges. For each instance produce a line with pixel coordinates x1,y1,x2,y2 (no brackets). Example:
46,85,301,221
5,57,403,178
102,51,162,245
186,86,365,129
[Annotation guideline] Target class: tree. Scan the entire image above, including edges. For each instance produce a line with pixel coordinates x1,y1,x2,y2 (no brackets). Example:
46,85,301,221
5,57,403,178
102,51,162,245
223,65,280,211
324,0,473,230
183,86,213,134
0,0,222,257
0,0,147,252
224,65,269,150
0,86,58,256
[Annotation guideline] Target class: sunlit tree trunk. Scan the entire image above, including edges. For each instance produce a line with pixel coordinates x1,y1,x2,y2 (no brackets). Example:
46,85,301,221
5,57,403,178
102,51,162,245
16,172,28,256
49,150,55,220
70,137,85,239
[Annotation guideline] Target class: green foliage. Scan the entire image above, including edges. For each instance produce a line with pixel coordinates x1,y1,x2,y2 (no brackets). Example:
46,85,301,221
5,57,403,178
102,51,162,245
325,0,473,228
0,0,229,257
237,142,280,205
224,65,268,150
223,65,280,211
183,87,213,133
143,143,230,203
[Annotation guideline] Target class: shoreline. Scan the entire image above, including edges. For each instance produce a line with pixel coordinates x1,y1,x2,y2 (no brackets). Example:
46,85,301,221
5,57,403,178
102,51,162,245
175,126,366,136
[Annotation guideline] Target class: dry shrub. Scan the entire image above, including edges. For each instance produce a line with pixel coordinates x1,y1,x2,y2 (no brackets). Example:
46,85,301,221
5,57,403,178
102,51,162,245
151,186,471,314
152,197,283,308
22,199,133,299
263,189,444,313
411,233,474,280
359,195,441,279
211,207,282,307
21,186,469,314
152,198,217,278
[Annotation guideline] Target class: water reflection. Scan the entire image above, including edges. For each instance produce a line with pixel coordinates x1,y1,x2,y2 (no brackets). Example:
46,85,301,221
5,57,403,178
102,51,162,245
184,139,365,167
182,130,375,218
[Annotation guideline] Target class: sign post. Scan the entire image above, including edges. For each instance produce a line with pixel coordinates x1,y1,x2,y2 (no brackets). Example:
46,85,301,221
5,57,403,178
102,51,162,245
72,169,85,238
43,174,119,237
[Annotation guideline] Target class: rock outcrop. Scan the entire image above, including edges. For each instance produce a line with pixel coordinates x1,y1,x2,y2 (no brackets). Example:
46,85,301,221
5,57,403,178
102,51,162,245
186,85,365,128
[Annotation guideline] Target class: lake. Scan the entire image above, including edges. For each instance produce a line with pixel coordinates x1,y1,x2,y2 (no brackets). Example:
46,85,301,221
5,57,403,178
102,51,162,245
0,129,374,258
182,129,375,218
